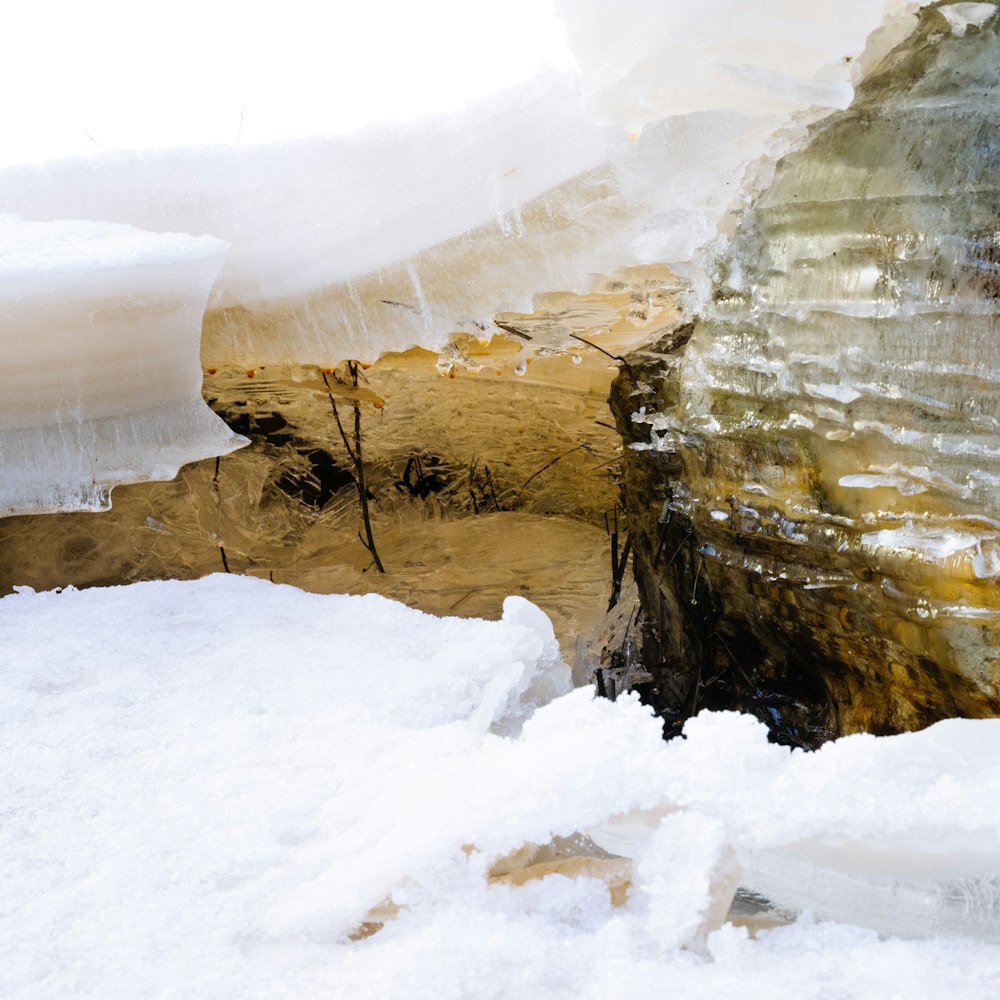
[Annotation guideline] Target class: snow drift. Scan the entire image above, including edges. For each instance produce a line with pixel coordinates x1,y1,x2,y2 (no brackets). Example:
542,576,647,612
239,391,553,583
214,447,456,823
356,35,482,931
2,575,999,998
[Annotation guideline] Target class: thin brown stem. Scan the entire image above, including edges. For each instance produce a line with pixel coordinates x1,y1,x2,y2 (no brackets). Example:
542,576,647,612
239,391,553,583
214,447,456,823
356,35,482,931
322,371,359,466
348,362,385,573
322,365,384,573
568,333,624,362
514,444,589,506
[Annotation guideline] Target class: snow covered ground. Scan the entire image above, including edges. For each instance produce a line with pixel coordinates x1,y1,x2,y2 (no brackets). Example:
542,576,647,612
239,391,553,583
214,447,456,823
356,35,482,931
3,575,1000,998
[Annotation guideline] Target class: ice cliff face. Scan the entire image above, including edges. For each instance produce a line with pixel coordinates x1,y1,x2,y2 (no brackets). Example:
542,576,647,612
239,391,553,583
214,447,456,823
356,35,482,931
5,0,999,739
613,1,1000,741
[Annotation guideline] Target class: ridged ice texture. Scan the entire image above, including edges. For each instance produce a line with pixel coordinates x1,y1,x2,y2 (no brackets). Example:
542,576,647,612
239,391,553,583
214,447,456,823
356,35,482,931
0,217,245,515
624,2,1000,735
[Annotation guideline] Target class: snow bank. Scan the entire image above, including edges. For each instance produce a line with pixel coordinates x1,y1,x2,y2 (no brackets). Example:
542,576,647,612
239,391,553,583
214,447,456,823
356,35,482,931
3,576,999,998
0,216,245,514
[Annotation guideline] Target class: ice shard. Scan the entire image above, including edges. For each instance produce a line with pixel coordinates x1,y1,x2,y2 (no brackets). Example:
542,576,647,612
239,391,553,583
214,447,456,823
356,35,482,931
0,217,245,515
612,2,1000,739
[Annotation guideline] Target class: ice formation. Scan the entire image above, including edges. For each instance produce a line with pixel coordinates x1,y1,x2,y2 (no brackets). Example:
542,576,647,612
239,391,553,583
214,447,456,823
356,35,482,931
0,1,931,515
3,575,1000,997
0,216,244,514
612,1,1000,738
555,0,879,127
4,6,1000,988
0,0,887,369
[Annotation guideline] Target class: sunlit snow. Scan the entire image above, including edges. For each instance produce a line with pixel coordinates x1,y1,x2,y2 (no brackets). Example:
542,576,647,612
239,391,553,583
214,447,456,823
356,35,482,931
3,576,1000,998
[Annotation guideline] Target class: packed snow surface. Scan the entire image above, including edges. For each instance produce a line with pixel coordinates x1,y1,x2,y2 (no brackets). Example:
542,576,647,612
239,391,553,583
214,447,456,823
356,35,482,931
3,575,1000,998
0,1,940,514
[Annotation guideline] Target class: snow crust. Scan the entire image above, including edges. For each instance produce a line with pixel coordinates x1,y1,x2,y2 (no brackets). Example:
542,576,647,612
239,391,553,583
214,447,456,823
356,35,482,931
3,575,1000,998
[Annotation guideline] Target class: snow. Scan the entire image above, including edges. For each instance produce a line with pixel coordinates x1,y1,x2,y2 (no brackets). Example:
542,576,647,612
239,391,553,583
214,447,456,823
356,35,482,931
939,2,998,35
860,523,983,561
806,382,863,403
839,473,928,494
3,575,1000,998
554,0,885,130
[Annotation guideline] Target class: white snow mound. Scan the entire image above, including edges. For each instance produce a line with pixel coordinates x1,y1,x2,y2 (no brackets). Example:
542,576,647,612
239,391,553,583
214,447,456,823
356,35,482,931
3,575,1000,998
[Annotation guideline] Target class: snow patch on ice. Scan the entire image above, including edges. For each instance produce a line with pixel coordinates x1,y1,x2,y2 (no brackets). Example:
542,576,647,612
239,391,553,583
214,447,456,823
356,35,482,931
839,473,928,495
860,523,982,560
0,216,244,515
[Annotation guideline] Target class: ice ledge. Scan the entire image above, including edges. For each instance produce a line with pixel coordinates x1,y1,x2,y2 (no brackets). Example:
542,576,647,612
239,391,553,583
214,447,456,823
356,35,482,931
0,216,245,515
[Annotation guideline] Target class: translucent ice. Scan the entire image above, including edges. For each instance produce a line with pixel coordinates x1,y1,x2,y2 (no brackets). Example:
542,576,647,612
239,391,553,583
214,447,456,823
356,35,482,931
612,3,1000,736
0,216,244,515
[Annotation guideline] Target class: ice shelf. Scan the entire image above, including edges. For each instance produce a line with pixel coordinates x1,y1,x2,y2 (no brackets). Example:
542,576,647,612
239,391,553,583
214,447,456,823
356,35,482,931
0,2,931,516
0,216,245,515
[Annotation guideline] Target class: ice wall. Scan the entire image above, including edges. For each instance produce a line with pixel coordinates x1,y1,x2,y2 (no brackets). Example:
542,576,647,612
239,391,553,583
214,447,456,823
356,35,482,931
612,1,1000,739
0,5,915,369
0,76,627,365
0,217,245,514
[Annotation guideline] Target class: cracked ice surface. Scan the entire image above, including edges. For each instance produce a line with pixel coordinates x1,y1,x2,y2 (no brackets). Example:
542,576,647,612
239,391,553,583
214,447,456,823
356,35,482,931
3,575,1000,998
